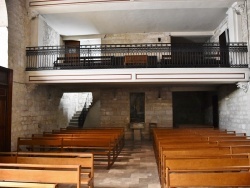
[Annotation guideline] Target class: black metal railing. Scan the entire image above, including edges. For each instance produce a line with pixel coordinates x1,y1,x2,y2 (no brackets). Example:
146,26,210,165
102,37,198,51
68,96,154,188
26,42,249,70
78,93,92,128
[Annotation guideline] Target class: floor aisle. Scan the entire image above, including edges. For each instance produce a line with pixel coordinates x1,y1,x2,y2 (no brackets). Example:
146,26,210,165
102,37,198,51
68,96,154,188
94,140,161,188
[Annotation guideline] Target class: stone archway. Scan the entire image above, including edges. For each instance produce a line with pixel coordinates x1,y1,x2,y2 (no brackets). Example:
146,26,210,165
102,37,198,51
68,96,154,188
0,0,8,68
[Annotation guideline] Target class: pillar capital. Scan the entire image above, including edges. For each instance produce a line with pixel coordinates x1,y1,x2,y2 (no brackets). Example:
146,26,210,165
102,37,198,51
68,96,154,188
236,82,249,93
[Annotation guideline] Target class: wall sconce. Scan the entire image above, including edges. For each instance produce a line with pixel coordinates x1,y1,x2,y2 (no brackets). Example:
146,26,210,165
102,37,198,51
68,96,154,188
158,88,162,100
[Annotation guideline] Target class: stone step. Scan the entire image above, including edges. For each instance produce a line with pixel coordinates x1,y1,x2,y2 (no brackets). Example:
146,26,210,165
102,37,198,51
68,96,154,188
70,119,78,123
68,105,92,127
69,122,78,126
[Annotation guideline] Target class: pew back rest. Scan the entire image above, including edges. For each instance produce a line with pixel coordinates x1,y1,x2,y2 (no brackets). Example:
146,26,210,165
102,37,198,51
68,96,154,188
19,153,93,176
17,138,62,152
165,157,250,170
166,167,250,187
0,163,81,188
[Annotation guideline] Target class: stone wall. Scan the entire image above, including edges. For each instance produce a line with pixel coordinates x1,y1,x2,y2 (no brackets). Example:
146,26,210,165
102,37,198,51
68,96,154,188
6,0,68,150
100,87,172,140
102,32,171,44
218,84,250,135
210,1,250,135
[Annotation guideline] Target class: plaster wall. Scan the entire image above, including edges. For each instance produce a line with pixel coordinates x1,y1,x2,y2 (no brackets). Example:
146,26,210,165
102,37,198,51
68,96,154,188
38,15,60,46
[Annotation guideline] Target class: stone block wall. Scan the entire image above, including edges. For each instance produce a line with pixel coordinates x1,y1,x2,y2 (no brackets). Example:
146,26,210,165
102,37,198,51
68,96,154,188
102,32,171,44
100,87,172,140
6,0,70,150
218,85,250,135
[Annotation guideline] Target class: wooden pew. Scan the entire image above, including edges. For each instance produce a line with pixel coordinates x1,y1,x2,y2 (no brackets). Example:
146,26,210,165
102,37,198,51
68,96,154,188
162,154,250,187
153,127,250,188
0,182,57,188
159,144,250,181
17,136,117,169
17,137,62,152
152,127,250,185
166,166,250,188
0,152,94,188
48,127,125,154
0,163,82,188
159,146,231,184
62,138,116,169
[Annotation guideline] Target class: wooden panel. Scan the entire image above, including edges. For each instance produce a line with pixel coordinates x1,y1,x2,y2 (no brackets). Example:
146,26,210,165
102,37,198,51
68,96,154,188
0,67,13,152
124,55,147,64
64,40,80,63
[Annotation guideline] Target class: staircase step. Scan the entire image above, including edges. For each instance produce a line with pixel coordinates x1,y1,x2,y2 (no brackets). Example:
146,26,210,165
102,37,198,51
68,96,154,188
69,122,78,126
70,119,78,123
68,96,93,128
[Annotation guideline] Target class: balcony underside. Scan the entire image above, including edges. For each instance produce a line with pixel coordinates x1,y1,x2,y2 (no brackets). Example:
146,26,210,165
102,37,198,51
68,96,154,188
26,68,249,85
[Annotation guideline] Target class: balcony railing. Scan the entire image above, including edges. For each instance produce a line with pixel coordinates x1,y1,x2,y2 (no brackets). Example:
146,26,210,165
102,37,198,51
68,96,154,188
26,43,248,71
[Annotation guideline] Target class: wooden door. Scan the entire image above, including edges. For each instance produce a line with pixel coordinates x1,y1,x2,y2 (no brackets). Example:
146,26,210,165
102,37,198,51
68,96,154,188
64,40,80,64
0,88,7,151
0,67,13,151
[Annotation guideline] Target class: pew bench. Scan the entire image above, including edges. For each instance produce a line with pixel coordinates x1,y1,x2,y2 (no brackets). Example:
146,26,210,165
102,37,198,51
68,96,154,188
0,163,82,188
62,138,116,169
0,152,94,188
0,182,57,188
17,137,117,169
165,166,250,188
162,155,250,187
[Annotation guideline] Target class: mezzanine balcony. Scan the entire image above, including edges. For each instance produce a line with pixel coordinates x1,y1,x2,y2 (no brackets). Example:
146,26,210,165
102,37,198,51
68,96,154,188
26,43,249,71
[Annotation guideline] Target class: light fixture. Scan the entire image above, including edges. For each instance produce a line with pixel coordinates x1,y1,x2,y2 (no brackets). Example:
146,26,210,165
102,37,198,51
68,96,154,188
158,87,162,100
113,89,117,100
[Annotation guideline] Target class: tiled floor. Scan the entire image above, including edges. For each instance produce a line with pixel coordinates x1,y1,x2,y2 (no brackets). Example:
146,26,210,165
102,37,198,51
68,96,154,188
94,140,161,188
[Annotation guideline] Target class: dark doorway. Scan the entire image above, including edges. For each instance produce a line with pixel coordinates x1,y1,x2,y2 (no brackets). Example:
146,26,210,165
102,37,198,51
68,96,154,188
173,91,217,128
212,95,219,128
0,67,13,151
171,36,207,67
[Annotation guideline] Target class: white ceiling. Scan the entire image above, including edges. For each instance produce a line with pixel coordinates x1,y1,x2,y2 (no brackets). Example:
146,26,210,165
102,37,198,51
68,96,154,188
28,0,242,37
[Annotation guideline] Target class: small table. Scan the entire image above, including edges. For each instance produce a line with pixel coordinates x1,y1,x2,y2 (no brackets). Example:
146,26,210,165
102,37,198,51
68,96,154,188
130,122,145,141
